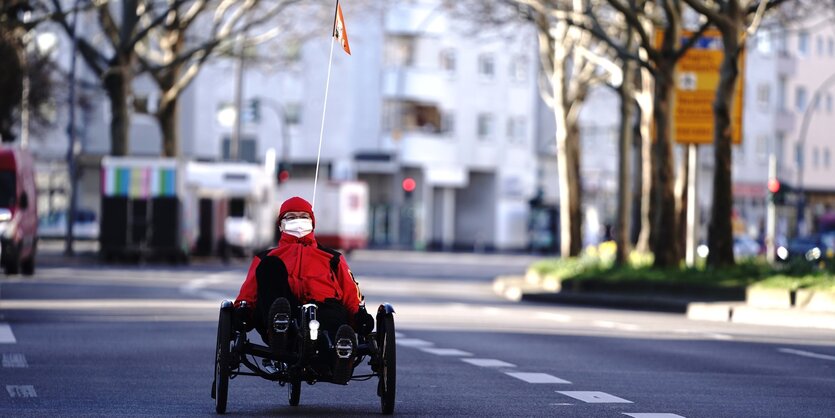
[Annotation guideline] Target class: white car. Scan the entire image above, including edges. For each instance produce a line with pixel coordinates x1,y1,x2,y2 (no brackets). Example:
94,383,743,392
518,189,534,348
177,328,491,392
38,209,99,240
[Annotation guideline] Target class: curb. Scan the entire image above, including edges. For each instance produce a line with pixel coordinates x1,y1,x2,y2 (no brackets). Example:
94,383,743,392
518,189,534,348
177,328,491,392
495,275,835,330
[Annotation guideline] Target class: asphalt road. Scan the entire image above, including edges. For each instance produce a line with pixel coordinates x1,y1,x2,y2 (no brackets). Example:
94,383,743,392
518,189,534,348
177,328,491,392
1,250,834,417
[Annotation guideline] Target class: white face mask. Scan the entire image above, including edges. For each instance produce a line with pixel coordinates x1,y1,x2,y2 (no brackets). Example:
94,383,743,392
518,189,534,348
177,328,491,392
281,218,313,238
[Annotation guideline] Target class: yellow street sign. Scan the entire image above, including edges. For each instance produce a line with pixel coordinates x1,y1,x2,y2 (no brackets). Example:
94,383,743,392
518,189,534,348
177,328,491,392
657,29,745,145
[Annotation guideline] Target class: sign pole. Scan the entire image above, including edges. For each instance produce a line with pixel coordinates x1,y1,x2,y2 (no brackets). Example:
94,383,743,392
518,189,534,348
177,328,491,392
766,154,777,264
685,144,698,267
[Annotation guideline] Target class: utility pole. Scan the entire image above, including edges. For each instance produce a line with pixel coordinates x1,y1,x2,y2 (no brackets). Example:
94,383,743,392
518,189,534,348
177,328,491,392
766,154,776,264
685,144,698,267
64,0,82,256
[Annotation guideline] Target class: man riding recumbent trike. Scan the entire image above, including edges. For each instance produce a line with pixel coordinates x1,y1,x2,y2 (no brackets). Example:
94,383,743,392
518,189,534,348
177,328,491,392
211,197,396,414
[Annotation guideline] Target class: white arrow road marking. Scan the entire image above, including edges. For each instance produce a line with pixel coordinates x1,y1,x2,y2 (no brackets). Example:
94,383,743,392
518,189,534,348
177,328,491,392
505,372,571,384
779,348,835,361
558,391,633,403
0,323,16,344
462,358,516,368
395,338,434,348
2,353,27,368
6,385,36,398
623,414,686,418
420,348,472,356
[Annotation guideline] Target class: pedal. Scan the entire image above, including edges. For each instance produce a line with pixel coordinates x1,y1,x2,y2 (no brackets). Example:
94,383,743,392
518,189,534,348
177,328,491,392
336,338,353,359
272,314,290,333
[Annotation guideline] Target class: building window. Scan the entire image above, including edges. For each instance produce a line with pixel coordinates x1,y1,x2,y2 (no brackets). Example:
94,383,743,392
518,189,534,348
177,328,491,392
798,31,809,56
222,137,258,163
283,103,302,126
795,142,804,166
825,148,832,169
439,49,456,73
817,36,824,56
506,117,526,143
829,38,834,57
477,113,494,139
796,86,808,112
441,112,455,135
510,56,528,82
478,54,495,80
775,132,785,169
777,76,787,111
382,100,444,135
813,147,820,168
756,84,770,110
384,35,415,67
756,135,767,161
827,93,833,113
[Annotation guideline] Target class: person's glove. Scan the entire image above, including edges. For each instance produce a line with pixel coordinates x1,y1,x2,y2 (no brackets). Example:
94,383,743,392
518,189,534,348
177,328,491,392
354,305,375,336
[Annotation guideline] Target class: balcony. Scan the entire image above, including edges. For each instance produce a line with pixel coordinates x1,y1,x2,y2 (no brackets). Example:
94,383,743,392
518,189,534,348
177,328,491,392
382,68,451,103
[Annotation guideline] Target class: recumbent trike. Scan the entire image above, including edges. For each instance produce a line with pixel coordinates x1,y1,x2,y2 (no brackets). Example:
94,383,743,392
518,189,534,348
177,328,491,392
211,300,396,414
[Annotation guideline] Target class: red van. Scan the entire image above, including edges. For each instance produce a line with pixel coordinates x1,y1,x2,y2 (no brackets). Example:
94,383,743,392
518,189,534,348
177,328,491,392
0,146,37,275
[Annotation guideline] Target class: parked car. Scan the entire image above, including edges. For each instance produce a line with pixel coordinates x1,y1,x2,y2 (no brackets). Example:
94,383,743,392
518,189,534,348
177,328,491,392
733,235,762,259
777,232,835,263
0,146,38,275
38,209,99,240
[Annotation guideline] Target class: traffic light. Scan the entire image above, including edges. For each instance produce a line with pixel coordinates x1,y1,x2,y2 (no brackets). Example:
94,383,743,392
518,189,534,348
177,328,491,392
402,177,416,199
277,162,291,184
768,178,785,204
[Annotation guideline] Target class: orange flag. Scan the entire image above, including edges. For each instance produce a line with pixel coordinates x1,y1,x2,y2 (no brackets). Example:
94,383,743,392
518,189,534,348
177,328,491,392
334,2,351,55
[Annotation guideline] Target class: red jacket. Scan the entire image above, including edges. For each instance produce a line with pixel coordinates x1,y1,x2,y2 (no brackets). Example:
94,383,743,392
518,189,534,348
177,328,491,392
235,232,362,316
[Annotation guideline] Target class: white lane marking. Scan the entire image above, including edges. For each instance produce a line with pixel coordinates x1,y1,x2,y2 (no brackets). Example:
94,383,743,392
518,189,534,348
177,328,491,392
535,312,572,322
396,338,434,348
505,372,571,384
2,354,27,368
779,348,835,361
593,320,641,331
462,358,516,368
705,333,733,340
623,414,686,418
0,323,16,344
180,273,235,301
558,391,633,403
6,385,36,398
420,348,472,356
550,403,575,406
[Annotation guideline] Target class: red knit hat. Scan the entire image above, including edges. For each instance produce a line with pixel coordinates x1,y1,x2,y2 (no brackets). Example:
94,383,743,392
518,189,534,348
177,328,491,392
278,196,315,227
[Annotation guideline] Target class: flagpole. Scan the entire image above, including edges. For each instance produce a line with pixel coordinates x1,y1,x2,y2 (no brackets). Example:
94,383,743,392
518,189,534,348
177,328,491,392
313,0,340,210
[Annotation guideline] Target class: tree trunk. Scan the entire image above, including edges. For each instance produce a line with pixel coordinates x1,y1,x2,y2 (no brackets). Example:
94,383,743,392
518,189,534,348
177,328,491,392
566,119,583,257
553,39,581,257
634,66,654,253
651,61,680,268
616,53,636,266
707,30,739,268
103,60,131,156
158,94,179,157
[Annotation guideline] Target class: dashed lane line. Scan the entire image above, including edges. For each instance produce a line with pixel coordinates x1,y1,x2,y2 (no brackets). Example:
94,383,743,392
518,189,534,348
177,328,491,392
0,323,16,344
2,353,27,368
6,385,36,398
419,348,472,356
623,414,686,418
505,372,571,384
461,358,516,368
396,338,434,348
778,348,835,361
557,391,633,403
593,320,641,331
535,312,572,322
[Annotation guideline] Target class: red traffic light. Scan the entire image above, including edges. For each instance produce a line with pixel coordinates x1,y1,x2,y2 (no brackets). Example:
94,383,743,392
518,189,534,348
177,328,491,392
278,170,291,183
767,178,780,194
402,177,416,193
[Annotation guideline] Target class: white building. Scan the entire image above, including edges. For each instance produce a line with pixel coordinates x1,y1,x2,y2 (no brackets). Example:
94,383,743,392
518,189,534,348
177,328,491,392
33,1,542,252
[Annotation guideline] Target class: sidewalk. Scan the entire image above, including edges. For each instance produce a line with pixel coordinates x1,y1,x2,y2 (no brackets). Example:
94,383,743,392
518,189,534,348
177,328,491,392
493,275,835,331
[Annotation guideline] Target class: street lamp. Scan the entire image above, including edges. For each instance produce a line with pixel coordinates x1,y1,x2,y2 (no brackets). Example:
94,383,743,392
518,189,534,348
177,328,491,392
64,0,84,256
795,71,835,236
